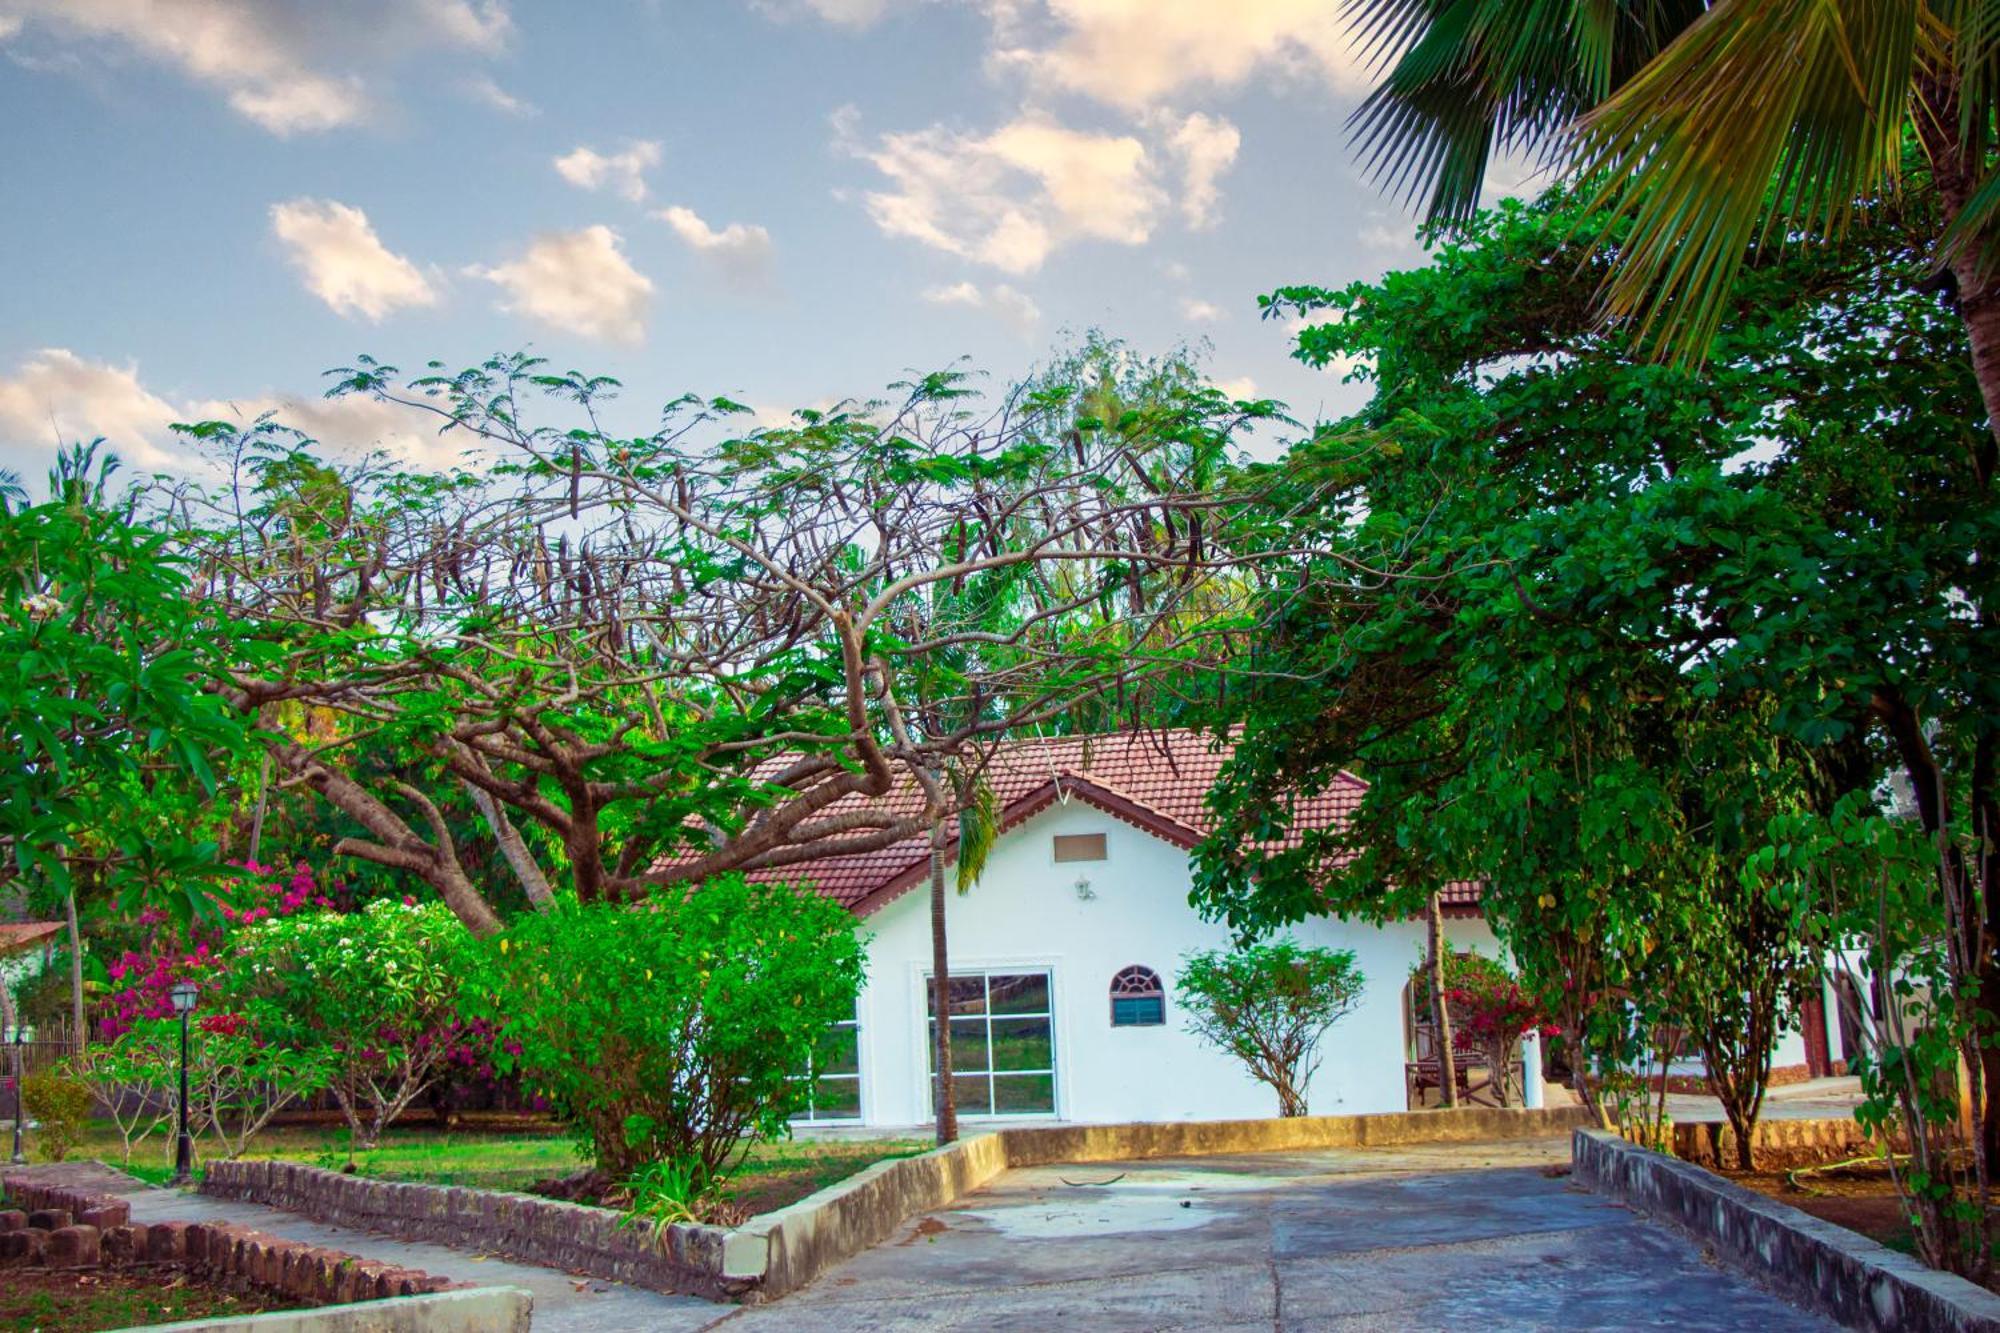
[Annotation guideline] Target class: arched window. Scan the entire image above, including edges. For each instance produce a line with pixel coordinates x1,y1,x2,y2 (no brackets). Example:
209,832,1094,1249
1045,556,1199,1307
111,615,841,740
1110,965,1165,1026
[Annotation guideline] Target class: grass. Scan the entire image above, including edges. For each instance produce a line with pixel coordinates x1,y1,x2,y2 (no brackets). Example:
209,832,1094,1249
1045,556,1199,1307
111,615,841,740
51,1115,928,1216
0,1269,280,1332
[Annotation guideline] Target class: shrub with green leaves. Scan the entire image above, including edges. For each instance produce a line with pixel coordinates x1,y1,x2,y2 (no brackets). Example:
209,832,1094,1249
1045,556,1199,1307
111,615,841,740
228,899,472,1150
468,874,866,1182
21,1072,93,1162
1178,941,1364,1118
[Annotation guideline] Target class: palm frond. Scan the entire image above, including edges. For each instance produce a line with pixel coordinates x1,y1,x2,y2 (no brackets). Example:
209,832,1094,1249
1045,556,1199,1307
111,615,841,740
1346,0,1703,224
1571,0,1920,362
954,779,1000,896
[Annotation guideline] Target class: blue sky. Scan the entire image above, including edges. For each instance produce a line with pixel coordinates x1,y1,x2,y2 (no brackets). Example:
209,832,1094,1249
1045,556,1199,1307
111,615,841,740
0,2,1533,482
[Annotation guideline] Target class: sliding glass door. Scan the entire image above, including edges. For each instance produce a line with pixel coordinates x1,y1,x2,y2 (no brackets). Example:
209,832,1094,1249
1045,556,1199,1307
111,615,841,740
925,970,1056,1117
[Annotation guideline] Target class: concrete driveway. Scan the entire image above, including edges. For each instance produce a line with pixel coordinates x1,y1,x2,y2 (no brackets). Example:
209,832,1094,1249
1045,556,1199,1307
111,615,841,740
723,1135,1835,1331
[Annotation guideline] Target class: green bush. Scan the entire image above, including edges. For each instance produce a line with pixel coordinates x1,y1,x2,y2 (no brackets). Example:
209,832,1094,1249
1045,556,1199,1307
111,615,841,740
1178,941,1364,1117
21,1073,93,1162
467,874,867,1182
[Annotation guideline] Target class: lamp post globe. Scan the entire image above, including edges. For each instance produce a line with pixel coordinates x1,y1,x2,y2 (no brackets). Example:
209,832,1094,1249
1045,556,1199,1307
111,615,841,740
170,980,197,1185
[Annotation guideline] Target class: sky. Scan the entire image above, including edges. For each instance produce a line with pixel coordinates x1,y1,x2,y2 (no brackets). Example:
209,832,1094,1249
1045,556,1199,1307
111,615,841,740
0,1,1539,485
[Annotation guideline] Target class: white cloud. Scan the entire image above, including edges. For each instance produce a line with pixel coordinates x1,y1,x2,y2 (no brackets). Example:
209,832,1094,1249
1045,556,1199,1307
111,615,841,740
1161,111,1239,229
469,226,653,344
990,1,1366,112
269,199,438,322
0,1,514,135
1482,150,1548,205
1358,222,1409,250
1181,297,1225,322
842,109,1163,272
0,14,23,39
923,281,984,307
655,205,774,287
0,349,186,470
922,280,1041,336
461,73,536,116
554,141,661,203
1217,375,1259,401
0,348,460,474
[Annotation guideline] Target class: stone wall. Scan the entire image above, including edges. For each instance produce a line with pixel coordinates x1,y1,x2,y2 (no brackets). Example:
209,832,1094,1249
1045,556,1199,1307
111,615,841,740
202,1158,745,1301
1573,1128,2000,1333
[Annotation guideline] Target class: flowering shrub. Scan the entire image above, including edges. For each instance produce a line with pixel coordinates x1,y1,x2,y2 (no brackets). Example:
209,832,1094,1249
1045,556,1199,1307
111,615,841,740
1409,951,1557,1105
229,899,474,1150
465,875,867,1183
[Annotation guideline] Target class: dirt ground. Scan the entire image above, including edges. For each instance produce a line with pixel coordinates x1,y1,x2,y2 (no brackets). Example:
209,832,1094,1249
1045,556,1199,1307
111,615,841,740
0,1269,280,1332
1720,1160,1916,1256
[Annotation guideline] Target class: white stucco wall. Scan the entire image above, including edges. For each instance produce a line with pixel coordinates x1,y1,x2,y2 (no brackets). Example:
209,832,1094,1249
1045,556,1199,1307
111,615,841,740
846,798,1498,1128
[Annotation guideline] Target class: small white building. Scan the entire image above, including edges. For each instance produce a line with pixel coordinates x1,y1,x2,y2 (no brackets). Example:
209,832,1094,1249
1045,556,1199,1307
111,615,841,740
760,730,1501,1130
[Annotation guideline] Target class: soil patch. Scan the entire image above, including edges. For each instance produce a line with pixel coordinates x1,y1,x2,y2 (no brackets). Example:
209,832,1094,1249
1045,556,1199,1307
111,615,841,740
1718,1160,1916,1255
0,1269,282,1332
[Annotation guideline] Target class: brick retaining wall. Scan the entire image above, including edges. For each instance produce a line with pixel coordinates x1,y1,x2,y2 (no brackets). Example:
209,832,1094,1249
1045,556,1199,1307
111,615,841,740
1,1166,466,1309
202,1158,747,1300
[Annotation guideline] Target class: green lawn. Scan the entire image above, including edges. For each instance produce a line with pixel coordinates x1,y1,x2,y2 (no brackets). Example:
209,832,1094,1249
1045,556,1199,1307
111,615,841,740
54,1117,928,1214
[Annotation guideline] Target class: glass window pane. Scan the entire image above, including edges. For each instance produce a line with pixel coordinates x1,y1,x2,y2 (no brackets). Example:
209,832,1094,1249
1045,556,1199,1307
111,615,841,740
989,973,1050,1015
924,976,990,1017
988,1016,1052,1071
811,1076,861,1120
949,975,988,1015
820,1025,861,1076
1112,995,1165,1027
991,1073,1055,1115
945,1073,992,1117
949,1016,990,1069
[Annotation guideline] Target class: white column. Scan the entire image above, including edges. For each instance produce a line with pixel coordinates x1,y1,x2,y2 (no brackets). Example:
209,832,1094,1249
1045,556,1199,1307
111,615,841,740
1521,1031,1545,1110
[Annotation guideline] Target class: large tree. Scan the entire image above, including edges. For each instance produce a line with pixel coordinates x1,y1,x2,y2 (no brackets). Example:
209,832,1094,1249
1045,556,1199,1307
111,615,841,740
0,451,251,1042
1194,184,1991,1147
177,354,1293,937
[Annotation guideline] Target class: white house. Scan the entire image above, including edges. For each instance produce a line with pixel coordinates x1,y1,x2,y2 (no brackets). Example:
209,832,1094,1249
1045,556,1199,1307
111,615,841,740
731,730,1503,1130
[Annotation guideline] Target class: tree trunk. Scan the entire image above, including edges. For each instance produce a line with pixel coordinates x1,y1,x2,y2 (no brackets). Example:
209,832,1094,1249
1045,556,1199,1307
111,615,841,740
64,887,84,1052
247,750,271,866
1427,892,1459,1108
463,780,556,909
929,823,957,1146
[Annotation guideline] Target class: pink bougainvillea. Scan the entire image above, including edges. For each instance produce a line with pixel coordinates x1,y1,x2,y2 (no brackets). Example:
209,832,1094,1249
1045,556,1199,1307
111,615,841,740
98,861,335,1040
1445,980,1562,1044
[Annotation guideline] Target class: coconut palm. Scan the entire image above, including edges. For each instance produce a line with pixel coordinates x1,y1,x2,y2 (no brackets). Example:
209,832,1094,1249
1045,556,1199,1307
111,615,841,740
1351,1,2000,452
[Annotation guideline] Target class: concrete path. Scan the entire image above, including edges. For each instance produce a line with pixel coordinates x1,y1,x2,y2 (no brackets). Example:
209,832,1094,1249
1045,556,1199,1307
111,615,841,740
1666,1074,1864,1125
115,1183,728,1333
726,1135,1839,1331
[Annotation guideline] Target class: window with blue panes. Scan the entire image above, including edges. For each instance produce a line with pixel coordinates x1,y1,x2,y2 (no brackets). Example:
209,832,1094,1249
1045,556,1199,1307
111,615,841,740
1109,965,1165,1026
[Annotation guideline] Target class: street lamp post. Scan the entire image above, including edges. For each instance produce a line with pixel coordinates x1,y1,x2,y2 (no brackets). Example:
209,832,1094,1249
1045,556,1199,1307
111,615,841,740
9,1022,25,1165
170,980,197,1186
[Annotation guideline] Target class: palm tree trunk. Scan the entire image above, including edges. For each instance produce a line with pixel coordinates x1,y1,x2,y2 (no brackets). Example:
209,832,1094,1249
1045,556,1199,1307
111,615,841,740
1427,892,1458,1108
929,823,957,1145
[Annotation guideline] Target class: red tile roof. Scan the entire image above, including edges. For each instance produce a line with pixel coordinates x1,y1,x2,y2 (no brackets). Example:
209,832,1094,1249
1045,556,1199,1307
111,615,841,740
0,922,63,955
672,729,1482,919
